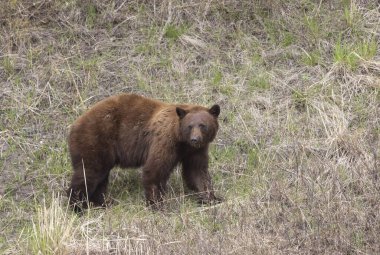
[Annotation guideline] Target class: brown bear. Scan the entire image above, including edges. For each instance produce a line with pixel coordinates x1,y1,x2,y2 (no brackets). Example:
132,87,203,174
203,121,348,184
67,93,221,211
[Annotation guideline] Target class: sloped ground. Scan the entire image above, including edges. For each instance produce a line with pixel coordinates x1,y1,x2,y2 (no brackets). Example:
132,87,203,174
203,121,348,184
1,0,379,254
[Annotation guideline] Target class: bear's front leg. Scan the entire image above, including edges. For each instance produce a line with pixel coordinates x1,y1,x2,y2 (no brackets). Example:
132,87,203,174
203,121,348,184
181,149,222,204
142,157,174,210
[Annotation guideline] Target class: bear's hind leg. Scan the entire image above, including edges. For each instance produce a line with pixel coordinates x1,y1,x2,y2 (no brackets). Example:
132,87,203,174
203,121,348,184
68,169,108,212
90,173,110,207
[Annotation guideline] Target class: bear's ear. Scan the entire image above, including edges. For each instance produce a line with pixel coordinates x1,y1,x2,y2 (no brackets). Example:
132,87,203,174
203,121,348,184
176,107,188,119
209,104,220,117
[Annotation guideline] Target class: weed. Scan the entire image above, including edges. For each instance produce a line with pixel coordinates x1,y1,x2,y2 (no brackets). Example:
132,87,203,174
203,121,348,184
211,69,223,86
356,39,377,60
85,4,97,29
164,24,187,41
301,49,321,66
282,32,295,47
263,19,281,44
247,148,260,170
248,74,270,91
292,89,310,111
334,37,377,69
342,0,360,29
304,15,319,39
2,56,15,77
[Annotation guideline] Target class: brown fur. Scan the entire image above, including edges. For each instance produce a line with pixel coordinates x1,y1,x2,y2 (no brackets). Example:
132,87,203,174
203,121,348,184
67,93,221,211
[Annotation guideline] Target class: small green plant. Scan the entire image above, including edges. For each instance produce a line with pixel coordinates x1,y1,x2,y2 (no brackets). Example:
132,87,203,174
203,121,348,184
263,19,280,44
251,53,263,66
214,146,238,163
248,74,270,91
357,39,377,60
352,231,365,248
196,212,223,233
135,43,155,55
301,49,321,66
333,41,346,62
164,24,187,41
136,76,149,91
343,0,359,28
219,85,235,96
233,173,254,197
343,6,353,28
9,0,18,8
282,32,295,47
334,38,377,69
247,148,260,169
135,26,160,55
26,49,40,68
334,39,358,69
304,15,319,39
74,55,100,73
209,68,234,95
82,57,99,72
2,56,15,76
212,70,223,86
86,4,97,28
292,89,309,111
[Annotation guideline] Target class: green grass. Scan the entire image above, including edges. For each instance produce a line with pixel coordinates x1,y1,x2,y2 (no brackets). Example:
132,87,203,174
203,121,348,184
164,24,187,41
85,4,97,29
248,74,270,91
2,56,15,77
1,0,380,254
334,38,377,69
304,15,320,39
301,49,321,66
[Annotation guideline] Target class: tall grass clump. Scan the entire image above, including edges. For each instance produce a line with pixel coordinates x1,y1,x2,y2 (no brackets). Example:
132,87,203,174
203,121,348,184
333,38,378,69
26,194,77,255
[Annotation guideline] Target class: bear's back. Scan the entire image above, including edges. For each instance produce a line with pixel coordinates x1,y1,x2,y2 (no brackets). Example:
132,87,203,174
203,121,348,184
68,94,165,168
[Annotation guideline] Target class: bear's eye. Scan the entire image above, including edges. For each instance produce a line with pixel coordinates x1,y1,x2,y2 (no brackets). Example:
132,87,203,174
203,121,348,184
199,124,208,131
187,125,193,130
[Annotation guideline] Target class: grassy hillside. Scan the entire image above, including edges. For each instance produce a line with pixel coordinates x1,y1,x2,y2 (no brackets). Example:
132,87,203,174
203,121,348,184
1,0,379,254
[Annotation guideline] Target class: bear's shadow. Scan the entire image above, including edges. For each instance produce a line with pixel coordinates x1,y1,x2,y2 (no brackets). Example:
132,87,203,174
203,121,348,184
107,168,144,206
107,167,187,208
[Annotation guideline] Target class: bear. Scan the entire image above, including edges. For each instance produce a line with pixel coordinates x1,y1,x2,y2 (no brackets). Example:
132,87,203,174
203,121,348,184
67,93,221,211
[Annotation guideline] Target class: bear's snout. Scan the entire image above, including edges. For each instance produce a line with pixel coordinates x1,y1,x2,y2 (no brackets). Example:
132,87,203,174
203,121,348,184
190,128,203,147
191,136,201,144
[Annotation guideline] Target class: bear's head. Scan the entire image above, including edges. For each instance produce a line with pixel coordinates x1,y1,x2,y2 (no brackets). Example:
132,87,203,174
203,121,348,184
176,105,220,148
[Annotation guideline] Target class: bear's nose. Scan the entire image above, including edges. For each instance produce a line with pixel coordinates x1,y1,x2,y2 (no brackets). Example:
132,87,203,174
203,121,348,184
191,136,201,144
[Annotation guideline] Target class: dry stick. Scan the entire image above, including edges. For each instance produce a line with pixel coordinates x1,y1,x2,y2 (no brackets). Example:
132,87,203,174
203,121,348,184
82,159,89,206
82,159,90,255
111,16,136,34
159,0,173,42
235,105,259,149
65,59,84,109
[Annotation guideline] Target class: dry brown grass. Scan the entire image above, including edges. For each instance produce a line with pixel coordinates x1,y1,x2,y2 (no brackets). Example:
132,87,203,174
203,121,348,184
1,0,379,254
